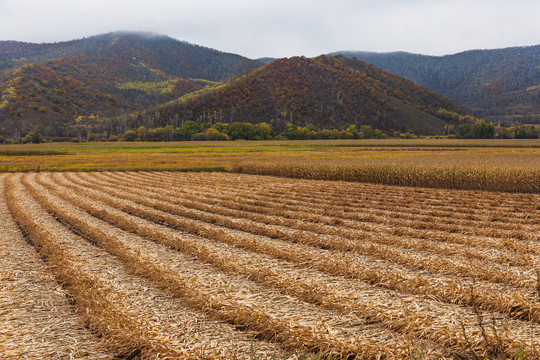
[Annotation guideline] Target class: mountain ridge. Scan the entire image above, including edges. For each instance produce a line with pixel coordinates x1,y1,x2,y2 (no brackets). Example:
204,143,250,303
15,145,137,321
2,31,517,139
329,45,540,123
138,55,468,135
0,31,261,74
0,32,262,137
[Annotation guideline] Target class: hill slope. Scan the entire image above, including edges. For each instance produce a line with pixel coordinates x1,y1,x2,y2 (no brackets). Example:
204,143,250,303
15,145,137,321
0,32,262,137
330,46,540,123
148,55,468,134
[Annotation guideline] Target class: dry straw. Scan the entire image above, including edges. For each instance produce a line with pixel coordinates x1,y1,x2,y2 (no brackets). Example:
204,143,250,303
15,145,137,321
84,171,537,289
60,172,540,325
233,162,540,193
52,171,540,358
32,172,410,359
0,175,113,359
36,172,540,358
3,169,539,359
8,173,286,359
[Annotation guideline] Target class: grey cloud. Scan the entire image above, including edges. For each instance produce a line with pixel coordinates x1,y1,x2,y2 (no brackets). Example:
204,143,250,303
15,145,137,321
0,0,538,58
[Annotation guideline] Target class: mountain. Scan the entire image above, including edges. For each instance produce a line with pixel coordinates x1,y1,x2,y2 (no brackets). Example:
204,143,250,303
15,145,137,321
144,55,469,134
0,32,262,137
0,31,262,79
0,32,476,138
330,46,540,124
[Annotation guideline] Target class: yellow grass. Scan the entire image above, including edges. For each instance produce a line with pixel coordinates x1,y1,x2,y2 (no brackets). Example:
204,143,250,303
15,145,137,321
0,139,538,172
0,139,539,192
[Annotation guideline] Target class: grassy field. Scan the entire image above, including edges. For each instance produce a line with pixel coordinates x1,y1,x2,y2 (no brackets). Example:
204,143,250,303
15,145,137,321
1,139,538,192
0,139,539,171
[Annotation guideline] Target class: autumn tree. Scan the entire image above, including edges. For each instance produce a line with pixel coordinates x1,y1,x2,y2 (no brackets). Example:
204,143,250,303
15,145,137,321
21,127,44,143
137,126,147,141
123,130,138,141
74,114,99,142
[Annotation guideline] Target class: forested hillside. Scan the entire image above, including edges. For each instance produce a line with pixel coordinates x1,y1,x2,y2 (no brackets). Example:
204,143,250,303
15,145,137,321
1,32,496,140
136,55,469,135
331,46,540,123
0,32,262,79
0,32,262,138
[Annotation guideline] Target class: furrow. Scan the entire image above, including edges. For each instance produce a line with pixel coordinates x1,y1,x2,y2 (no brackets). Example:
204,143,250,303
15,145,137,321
130,171,539,234
35,172,540,357
29,173,410,359
54,172,540,325
149,171,538,214
130,171,539,228
77,171,539,291
0,174,113,360
100,171,539,269
7,173,284,359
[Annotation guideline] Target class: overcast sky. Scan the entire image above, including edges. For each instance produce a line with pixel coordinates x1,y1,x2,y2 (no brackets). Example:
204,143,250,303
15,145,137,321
1,0,539,59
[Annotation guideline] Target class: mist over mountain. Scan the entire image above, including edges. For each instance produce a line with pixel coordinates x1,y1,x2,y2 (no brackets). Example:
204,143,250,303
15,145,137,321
0,31,262,79
330,46,540,124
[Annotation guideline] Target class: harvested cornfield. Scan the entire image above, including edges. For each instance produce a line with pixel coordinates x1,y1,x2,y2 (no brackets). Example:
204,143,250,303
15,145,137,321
1,171,539,359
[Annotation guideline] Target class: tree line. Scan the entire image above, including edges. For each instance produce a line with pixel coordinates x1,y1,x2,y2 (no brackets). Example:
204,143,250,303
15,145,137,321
2,120,537,144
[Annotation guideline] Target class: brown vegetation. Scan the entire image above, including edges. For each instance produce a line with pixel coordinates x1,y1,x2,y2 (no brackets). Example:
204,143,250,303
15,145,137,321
233,161,540,193
1,171,539,359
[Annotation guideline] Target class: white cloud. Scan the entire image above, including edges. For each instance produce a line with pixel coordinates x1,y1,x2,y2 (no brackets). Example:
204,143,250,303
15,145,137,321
0,0,538,58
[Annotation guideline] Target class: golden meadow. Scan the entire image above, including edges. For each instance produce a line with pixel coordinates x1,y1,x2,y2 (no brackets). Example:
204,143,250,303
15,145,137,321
1,139,539,192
